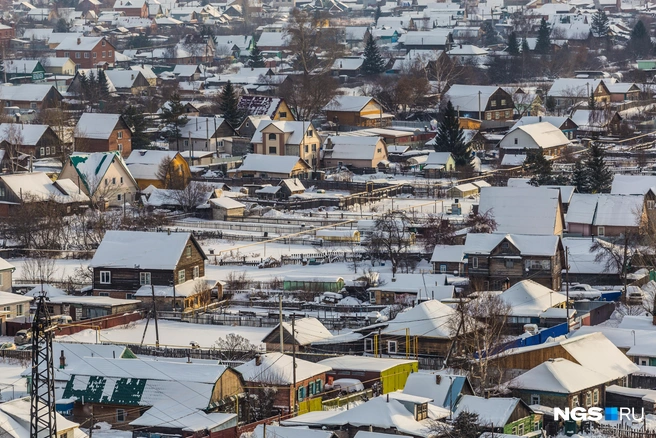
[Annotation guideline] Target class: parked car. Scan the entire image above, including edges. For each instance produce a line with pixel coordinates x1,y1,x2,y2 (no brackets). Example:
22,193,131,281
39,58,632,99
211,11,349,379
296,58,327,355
325,378,365,394
0,342,16,350
14,329,32,346
626,285,645,305
567,284,602,300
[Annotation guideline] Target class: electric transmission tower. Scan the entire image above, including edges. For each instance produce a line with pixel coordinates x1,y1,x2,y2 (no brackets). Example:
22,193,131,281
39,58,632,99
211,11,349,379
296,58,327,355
30,290,57,438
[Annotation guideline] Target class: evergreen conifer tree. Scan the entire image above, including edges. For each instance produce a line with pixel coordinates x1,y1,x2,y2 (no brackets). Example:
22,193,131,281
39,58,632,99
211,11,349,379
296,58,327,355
523,149,553,186
374,5,381,25
572,160,588,193
591,10,609,38
160,92,188,151
361,34,386,75
507,31,520,55
248,40,265,68
219,80,242,127
122,105,150,149
98,70,110,99
629,20,652,57
585,142,613,193
521,38,530,54
535,18,552,54
434,101,471,168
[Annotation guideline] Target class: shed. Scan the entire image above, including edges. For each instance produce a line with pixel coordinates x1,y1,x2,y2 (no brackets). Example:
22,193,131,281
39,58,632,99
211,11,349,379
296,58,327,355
210,197,245,220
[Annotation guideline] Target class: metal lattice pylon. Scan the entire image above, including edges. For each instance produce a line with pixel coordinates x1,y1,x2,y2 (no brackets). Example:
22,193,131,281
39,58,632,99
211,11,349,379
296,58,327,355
30,292,57,438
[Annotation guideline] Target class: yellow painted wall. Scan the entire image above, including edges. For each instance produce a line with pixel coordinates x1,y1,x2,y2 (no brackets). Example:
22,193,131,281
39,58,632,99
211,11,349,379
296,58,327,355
380,362,419,394
298,397,323,415
360,100,382,117
274,100,296,121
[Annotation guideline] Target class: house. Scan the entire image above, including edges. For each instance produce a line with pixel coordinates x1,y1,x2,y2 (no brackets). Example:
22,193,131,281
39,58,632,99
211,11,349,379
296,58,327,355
499,122,571,159
512,116,578,140
254,178,305,200
570,108,622,135
548,78,611,110
55,36,117,68
508,358,609,410
402,371,476,411
0,172,89,217
0,84,62,111
398,29,453,50
431,245,466,275
251,120,322,167
74,113,132,158
447,181,490,198
566,193,643,237
478,186,565,235
489,332,640,385
4,59,46,83
283,276,345,292
453,395,541,435
0,123,61,161
612,175,656,195
171,64,202,81
236,353,332,415
324,96,392,128
41,57,77,76
177,117,235,153
0,23,15,48
318,356,418,394
44,295,141,321
134,277,220,311
125,150,191,190
0,397,85,438
322,136,389,170
0,289,31,329
229,154,311,179
262,317,333,352
104,69,150,95
250,425,335,438
0,258,14,294
114,0,149,17
423,152,456,178
237,96,294,120
496,280,569,330
210,196,245,220
367,273,454,305
463,233,564,291
331,57,364,77
90,230,207,300
63,358,244,431
59,151,140,207
444,85,514,123
606,82,641,102
605,386,656,414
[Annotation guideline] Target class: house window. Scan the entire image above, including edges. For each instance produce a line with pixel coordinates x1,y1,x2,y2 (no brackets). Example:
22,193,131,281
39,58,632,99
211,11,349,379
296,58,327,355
505,259,514,268
112,177,116,185
64,52,69,57
512,427,517,435
108,50,113,57
31,102,37,109
92,52,96,58
75,52,80,59
501,99,506,105
297,386,306,401
184,140,189,147
440,264,447,273
102,39,106,46
84,52,89,58
486,113,491,120
309,381,315,395
99,292,109,297
585,391,592,407
525,259,550,270
178,269,185,283
16,304,23,315
514,138,518,145
534,421,540,431
502,242,509,249
126,294,135,300
377,148,382,153
100,271,111,284
116,409,126,422
572,395,579,408
304,144,308,153
531,394,540,405
2,306,8,312
387,340,398,354
279,111,287,118
140,272,151,285
193,265,200,279
268,133,276,140
495,112,500,120
597,226,605,236
364,338,373,352
315,379,322,393
518,424,524,435
40,147,45,157
118,144,123,152
185,245,192,258
312,144,317,151
307,129,313,137
117,194,121,201
491,100,497,107
647,200,655,209
268,146,277,154
593,389,599,404
120,177,123,184
60,433,67,438
472,257,478,269
118,131,123,139
102,51,106,58
506,110,511,117
45,147,50,155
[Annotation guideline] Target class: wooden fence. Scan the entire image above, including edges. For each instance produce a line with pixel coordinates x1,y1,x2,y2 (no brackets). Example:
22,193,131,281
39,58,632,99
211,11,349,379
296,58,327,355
594,423,656,438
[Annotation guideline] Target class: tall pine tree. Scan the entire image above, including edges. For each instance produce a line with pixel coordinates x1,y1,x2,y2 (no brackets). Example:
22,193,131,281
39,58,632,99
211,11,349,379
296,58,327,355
98,70,110,100
248,40,265,68
374,5,381,25
585,142,613,193
591,10,609,38
434,101,471,168
523,149,553,186
219,80,242,127
160,92,188,151
361,34,386,76
572,160,588,193
521,38,530,54
535,18,552,54
629,20,652,57
122,105,150,149
507,31,520,55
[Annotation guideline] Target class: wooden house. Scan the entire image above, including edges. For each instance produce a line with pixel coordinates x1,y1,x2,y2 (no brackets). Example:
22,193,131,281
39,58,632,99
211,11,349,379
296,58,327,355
125,150,191,190
237,353,332,415
255,178,305,200
431,245,465,275
74,113,132,158
210,197,245,221
228,154,311,179
324,96,393,128
0,123,61,161
4,59,46,83
0,84,62,111
454,396,541,435
45,295,141,321
322,136,389,170
90,230,207,300
463,233,564,291
444,85,514,123
423,152,456,178
262,317,333,352
607,83,641,102
548,78,611,111
178,116,235,153
566,193,643,237
367,273,454,305
318,356,418,394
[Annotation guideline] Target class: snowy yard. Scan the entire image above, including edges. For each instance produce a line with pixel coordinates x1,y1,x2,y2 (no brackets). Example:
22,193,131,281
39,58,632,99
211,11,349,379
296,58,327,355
0,358,29,401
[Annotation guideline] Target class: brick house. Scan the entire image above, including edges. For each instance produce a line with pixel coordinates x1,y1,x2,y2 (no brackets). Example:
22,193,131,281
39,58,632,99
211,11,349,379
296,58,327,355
113,0,149,17
74,113,132,158
0,23,15,48
90,230,207,300
55,36,116,69
0,84,63,111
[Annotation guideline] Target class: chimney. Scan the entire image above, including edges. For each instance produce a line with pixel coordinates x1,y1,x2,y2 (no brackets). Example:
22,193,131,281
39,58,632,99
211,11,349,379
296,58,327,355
539,115,542,122
131,74,134,80
255,355,262,366
59,350,66,369
435,375,442,384
77,37,81,45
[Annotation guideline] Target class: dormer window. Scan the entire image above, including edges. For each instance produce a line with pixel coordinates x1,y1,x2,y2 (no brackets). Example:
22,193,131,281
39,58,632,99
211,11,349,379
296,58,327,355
415,402,428,421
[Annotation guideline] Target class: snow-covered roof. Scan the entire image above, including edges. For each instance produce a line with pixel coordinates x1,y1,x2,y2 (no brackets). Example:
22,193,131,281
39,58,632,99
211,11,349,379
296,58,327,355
0,397,80,438
324,95,376,112
266,317,333,345
0,84,57,102
135,278,218,298
236,353,331,384
498,280,567,317
209,197,244,209
548,78,610,97
430,245,465,264
398,29,451,47
125,149,179,165
256,31,289,48
567,193,643,227
0,124,50,146
512,116,575,130
324,135,384,161
75,113,121,140
425,152,453,167
179,117,229,139
317,355,416,372
611,175,656,195
402,371,469,409
0,291,32,307
605,385,656,403
250,424,332,438
56,36,106,51
25,284,66,298
251,121,315,146
503,122,570,150
0,172,89,204
454,395,523,427
90,230,203,269
444,85,503,112
130,404,235,432
508,357,614,393
67,151,133,194
464,233,560,256
332,58,364,71
563,237,619,275
103,69,142,88
478,187,562,235
233,154,305,174
377,300,459,339
501,154,526,166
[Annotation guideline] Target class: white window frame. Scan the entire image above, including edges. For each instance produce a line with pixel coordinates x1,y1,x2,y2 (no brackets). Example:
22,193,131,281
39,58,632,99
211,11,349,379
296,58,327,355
518,423,524,435
178,269,185,283
117,131,123,139
193,265,200,279
597,226,605,236
593,389,599,404
648,200,655,209
585,391,592,407
139,272,151,285
100,271,111,284
116,408,126,422
364,338,373,352
472,257,478,269
572,395,579,408
531,394,540,405
387,340,398,354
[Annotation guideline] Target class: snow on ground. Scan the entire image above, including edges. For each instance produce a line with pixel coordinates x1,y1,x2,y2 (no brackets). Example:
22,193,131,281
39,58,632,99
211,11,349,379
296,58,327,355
82,422,132,438
8,258,90,283
0,358,29,401
57,319,270,349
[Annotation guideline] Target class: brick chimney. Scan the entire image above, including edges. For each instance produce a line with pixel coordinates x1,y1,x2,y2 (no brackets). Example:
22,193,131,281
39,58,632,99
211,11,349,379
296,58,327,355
76,37,81,45
255,354,262,366
59,350,66,369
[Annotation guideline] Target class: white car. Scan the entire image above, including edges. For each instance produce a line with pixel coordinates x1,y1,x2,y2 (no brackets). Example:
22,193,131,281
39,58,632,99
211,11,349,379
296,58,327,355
626,286,644,304
325,378,365,393
567,284,602,300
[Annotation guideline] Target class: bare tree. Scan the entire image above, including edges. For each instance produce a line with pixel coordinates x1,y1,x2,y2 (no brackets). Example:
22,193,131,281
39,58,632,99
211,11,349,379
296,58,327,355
369,211,414,278
278,74,338,121
21,253,57,283
3,124,24,173
214,333,259,361
466,209,498,234
156,156,188,190
422,214,457,252
166,182,212,213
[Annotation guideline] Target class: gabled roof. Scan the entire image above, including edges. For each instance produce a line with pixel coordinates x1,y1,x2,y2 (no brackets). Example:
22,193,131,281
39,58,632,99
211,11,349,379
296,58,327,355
498,280,567,317
56,36,108,51
4,59,42,74
454,395,525,427
567,193,643,227
251,121,315,145
0,124,51,146
90,230,205,269
548,78,610,97
444,85,504,112
135,278,219,298
264,317,333,345
478,187,563,235
503,122,570,149
0,84,58,102
237,95,282,117
425,152,454,166
402,371,472,409
611,175,656,195
179,116,231,139
231,154,309,175
0,172,89,204
67,151,136,194
75,113,123,140
236,352,331,384
512,116,576,130
0,291,32,306
508,358,609,393
463,233,560,256
375,299,459,339
324,135,385,161
104,69,144,89
324,95,376,112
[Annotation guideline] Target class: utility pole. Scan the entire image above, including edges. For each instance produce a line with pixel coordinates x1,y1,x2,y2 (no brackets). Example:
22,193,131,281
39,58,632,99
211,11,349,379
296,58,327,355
279,292,284,353
478,90,482,120
565,248,570,334
30,288,57,438
151,283,160,348
292,314,297,415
